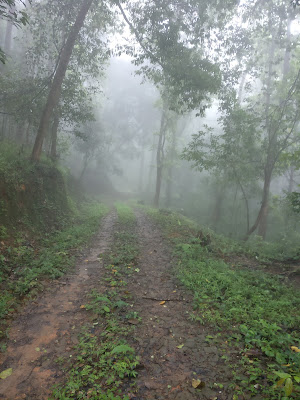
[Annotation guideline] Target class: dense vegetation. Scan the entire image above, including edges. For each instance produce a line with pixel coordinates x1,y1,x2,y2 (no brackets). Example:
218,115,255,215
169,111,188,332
0,142,109,346
144,206,300,399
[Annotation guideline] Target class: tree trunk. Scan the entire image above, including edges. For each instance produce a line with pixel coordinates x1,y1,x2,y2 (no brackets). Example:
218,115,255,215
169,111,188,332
211,187,224,231
153,109,166,208
147,134,156,192
25,120,31,146
246,18,276,240
244,167,272,240
165,166,173,208
79,154,89,181
4,4,15,54
256,11,294,239
282,11,294,77
31,0,94,162
165,129,177,208
4,20,13,54
287,167,294,193
50,113,59,160
138,149,145,193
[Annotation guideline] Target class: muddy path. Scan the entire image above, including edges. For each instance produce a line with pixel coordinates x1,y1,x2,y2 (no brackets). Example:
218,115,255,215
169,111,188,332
0,211,117,400
129,211,232,400
0,208,233,400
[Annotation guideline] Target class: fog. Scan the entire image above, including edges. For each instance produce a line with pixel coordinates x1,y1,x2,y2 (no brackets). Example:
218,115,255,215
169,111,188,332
1,0,300,244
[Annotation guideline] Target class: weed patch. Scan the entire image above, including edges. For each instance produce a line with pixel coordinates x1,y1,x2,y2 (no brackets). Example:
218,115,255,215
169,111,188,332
146,207,300,399
51,290,139,400
0,202,108,342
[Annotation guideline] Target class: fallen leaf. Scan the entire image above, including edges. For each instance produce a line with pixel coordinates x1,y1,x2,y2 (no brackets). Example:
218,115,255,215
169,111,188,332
84,259,89,262
177,344,184,349
128,319,139,325
160,301,166,305
192,379,205,389
35,347,40,352
0,368,13,379
80,305,86,309
291,346,300,353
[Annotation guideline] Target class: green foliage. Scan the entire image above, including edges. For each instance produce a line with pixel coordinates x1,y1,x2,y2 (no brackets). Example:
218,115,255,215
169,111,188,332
115,203,136,226
51,206,140,399
0,200,108,340
0,141,72,230
146,206,300,399
0,0,31,64
51,320,138,400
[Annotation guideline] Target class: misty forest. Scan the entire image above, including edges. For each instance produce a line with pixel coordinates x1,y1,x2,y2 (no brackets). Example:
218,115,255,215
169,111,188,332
0,0,300,399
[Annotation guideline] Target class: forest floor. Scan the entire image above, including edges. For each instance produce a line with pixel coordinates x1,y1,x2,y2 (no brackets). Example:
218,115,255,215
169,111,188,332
0,204,299,400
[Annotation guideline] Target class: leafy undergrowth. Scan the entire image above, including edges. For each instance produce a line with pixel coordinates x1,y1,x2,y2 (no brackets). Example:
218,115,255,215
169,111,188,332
0,202,108,345
145,207,300,400
51,203,141,399
51,289,139,400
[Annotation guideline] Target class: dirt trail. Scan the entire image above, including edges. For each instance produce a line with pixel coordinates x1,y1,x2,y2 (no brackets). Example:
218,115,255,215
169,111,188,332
129,211,232,400
0,209,233,400
0,211,117,400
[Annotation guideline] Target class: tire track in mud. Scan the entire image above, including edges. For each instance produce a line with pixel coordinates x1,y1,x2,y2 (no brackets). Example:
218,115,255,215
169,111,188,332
0,211,117,400
128,210,233,400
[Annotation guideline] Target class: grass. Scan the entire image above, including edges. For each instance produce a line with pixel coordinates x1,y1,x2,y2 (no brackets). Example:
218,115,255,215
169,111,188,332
51,289,139,400
145,206,300,399
0,201,109,343
51,202,140,399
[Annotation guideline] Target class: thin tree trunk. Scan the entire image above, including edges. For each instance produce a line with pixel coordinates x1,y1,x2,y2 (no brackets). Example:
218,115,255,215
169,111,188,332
165,129,177,208
1,115,7,140
25,120,31,145
256,12,294,239
50,113,59,160
165,166,173,208
138,149,145,193
257,172,271,238
153,108,166,208
31,0,94,161
15,123,24,143
79,155,89,181
4,20,13,54
244,167,272,240
287,167,294,193
4,4,15,54
211,189,224,231
282,11,294,77
147,134,156,190
247,17,276,240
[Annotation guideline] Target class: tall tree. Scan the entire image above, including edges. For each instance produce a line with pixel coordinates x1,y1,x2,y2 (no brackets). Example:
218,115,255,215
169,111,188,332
0,0,31,63
31,0,94,161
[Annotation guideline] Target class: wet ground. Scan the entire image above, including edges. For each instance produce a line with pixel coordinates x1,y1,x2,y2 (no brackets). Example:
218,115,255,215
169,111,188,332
0,212,117,400
0,210,232,400
128,211,232,400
